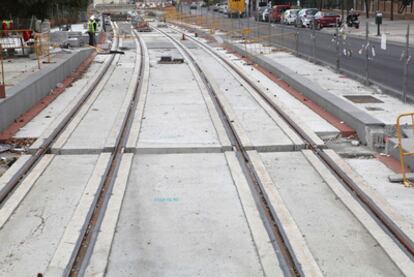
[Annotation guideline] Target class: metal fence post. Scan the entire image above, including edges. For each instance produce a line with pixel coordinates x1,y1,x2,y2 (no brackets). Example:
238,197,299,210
403,24,410,103
268,15,271,46
0,44,5,98
335,23,340,71
295,30,299,56
365,21,369,84
256,16,259,54
312,20,316,63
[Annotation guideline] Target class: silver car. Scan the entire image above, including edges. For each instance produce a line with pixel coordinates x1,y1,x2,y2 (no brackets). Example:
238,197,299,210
282,9,299,25
296,8,319,27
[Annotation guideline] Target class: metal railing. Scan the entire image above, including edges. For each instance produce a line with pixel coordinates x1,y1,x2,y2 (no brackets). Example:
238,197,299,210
396,112,414,187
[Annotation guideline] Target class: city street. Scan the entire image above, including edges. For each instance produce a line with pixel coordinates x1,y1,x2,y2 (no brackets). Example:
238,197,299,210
182,6,414,97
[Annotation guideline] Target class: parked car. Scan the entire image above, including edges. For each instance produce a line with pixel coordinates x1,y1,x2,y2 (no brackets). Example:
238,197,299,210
269,4,290,23
223,4,229,14
281,9,299,25
296,8,319,27
213,3,221,11
314,12,341,29
219,4,228,14
190,2,197,9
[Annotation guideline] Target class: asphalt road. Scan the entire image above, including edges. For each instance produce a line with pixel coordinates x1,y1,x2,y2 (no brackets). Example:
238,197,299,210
181,7,414,98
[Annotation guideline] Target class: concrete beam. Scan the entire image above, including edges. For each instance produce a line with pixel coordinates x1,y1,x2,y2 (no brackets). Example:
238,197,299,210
0,48,93,133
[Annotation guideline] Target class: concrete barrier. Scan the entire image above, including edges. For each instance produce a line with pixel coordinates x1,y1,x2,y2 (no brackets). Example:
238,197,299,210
223,41,385,146
0,48,93,133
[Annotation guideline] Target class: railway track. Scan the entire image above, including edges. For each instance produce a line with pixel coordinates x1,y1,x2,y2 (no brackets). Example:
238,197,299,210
1,21,414,277
153,24,414,275
0,22,145,276
0,25,120,205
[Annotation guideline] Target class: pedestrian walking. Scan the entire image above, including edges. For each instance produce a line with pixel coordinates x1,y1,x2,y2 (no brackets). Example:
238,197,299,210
87,15,97,46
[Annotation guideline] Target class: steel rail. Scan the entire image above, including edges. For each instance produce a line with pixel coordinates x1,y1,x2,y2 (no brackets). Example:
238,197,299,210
68,28,146,277
153,25,300,276
166,24,414,260
0,26,121,205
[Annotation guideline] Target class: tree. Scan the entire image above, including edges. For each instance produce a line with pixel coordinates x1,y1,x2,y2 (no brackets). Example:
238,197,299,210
0,0,89,19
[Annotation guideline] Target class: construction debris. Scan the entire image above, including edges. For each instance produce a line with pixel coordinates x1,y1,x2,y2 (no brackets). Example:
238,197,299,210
158,56,184,64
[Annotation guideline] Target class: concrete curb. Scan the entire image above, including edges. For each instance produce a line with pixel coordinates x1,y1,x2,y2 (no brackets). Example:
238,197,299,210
0,48,93,133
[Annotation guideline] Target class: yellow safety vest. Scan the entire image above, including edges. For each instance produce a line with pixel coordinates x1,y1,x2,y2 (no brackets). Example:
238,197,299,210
87,19,96,32
3,20,11,29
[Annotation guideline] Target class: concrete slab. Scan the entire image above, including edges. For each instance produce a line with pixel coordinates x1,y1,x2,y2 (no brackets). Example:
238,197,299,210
305,150,414,275
55,42,137,153
0,154,101,276
346,157,414,228
187,47,299,151
133,34,223,152
103,153,277,276
259,151,404,276
3,58,44,87
14,55,109,138
215,48,339,138
46,153,111,276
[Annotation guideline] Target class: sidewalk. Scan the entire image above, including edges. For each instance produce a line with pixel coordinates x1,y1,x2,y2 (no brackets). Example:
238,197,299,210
322,16,414,46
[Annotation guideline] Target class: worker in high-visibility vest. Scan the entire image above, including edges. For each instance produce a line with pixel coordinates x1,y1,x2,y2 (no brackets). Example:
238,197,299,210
2,19,13,36
87,15,97,46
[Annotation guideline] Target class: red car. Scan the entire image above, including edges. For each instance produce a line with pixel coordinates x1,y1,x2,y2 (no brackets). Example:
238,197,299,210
270,4,291,23
314,11,341,29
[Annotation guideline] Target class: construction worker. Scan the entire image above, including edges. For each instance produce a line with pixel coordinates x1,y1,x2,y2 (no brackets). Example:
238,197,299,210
87,15,97,46
2,19,13,36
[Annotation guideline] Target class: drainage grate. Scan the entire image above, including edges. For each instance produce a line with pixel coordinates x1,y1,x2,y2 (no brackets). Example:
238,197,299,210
365,106,384,111
343,95,384,103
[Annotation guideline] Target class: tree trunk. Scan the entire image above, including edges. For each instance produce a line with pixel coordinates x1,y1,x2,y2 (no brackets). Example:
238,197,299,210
365,0,370,18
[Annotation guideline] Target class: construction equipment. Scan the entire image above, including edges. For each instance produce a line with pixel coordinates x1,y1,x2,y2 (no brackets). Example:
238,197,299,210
227,0,245,18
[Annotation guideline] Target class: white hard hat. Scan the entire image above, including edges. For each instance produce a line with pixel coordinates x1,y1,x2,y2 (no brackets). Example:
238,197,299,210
90,15,95,20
